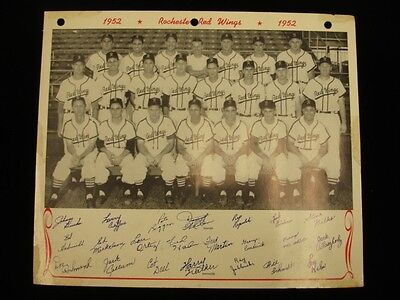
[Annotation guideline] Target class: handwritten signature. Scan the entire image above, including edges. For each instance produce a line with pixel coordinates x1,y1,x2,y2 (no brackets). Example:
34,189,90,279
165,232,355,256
103,254,135,276
90,236,125,254
58,239,84,252
316,233,342,251
180,257,218,276
166,235,199,251
307,253,327,273
204,235,233,253
52,215,82,229
148,213,174,234
263,259,294,274
232,214,251,230
54,256,92,274
270,212,293,227
282,232,307,248
147,257,170,275
230,257,255,276
130,233,160,252
177,211,214,230
242,238,265,251
102,213,127,232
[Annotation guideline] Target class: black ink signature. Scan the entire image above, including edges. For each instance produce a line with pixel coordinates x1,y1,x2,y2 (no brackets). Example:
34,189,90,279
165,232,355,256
148,213,174,234
180,257,218,276
282,232,307,248
166,235,199,251
102,213,127,232
242,238,265,251
316,233,342,251
307,253,327,273
204,235,233,253
90,236,125,254
53,215,82,229
54,256,92,274
304,212,323,223
230,257,255,276
232,214,251,230
177,211,214,230
58,239,85,252
103,254,135,277
263,259,294,274
147,257,170,275
270,212,293,227
314,215,335,227
130,233,160,252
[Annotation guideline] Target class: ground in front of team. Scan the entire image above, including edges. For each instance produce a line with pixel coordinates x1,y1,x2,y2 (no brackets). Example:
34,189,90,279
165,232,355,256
43,135,353,210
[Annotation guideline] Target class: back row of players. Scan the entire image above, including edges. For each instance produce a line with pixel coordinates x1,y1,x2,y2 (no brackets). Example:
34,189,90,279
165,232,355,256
50,31,348,208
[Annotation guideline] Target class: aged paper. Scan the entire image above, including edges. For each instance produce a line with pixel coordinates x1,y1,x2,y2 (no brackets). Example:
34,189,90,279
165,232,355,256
34,11,362,288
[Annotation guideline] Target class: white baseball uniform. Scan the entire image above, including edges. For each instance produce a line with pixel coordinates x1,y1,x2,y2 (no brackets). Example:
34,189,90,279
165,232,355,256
128,72,165,125
155,50,179,77
163,73,198,125
248,118,287,183
187,54,208,72
214,50,244,83
86,51,123,80
119,52,146,78
193,76,232,124
245,54,276,86
95,71,131,122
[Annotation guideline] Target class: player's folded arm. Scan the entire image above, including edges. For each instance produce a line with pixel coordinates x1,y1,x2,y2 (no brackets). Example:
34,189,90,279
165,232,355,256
126,138,136,154
96,138,105,150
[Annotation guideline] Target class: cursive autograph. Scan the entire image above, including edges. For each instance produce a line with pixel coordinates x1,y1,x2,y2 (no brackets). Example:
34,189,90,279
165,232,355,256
232,214,251,230
177,211,214,230
204,235,233,253
242,238,265,251
148,213,174,234
53,215,82,229
263,259,294,274
270,212,293,227
102,213,127,232
147,257,170,275
282,232,307,248
54,256,92,274
180,257,218,276
316,233,342,251
130,233,160,252
103,254,135,277
90,236,125,254
307,253,327,273
58,239,84,252
230,257,255,276
166,235,199,251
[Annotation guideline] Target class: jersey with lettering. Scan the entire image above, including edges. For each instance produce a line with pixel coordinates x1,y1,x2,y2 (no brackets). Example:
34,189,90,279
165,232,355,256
214,119,248,155
62,115,99,156
176,117,214,158
302,76,346,112
288,116,330,150
98,119,136,156
214,51,244,82
277,49,315,84
96,71,131,108
250,118,286,156
231,79,266,116
187,54,208,71
155,50,179,77
265,80,301,116
245,54,276,85
128,72,165,108
119,52,146,78
136,116,176,156
193,77,232,110
163,73,198,109
86,51,123,80
56,76,101,112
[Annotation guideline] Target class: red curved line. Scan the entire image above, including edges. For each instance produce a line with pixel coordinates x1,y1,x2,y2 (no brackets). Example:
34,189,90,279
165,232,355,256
43,208,53,275
344,210,354,273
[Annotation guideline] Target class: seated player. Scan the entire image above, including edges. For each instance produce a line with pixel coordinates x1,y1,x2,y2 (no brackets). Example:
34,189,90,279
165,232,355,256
95,98,137,206
48,97,99,208
134,97,177,207
175,98,214,202
248,100,288,207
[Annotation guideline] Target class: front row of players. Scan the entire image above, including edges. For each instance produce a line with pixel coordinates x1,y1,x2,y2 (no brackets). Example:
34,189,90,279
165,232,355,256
48,95,338,209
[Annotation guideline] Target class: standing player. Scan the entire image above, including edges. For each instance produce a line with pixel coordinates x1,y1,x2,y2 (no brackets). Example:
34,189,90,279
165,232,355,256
56,54,101,138
193,58,232,124
128,53,165,125
287,99,339,203
134,98,177,207
206,99,249,206
265,60,302,130
95,51,132,122
162,53,198,126
245,36,276,87
175,98,215,202
302,56,347,199
155,33,180,77
248,100,287,206
95,98,138,206
214,33,244,83
231,60,266,128
187,38,209,80
48,97,99,208
86,33,122,80
277,32,316,90
119,34,146,78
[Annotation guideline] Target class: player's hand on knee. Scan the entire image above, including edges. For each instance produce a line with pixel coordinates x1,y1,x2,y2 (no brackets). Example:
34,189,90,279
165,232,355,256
340,123,347,134
57,128,62,138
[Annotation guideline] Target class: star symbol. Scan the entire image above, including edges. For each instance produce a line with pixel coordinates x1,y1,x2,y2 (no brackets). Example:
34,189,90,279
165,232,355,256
138,19,142,24
257,21,262,26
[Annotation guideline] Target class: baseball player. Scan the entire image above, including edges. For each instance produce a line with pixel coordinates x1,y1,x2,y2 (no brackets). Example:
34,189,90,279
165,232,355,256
128,53,165,125
244,36,276,87
287,99,339,203
162,53,198,126
95,51,132,122
206,99,249,206
155,33,180,77
214,33,244,83
265,60,302,130
56,54,101,138
302,56,347,199
95,98,138,206
193,57,232,124
187,38,209,80
119,34,146,78
48,97,99,208
231,60,266,128
248,100,288,206
175,98,215,201
277,32,316,90
86,33,122,80
134,97,177,207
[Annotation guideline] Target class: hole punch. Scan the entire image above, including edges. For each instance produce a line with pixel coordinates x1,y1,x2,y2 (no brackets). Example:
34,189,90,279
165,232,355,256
324,21,332,29
190,18,199,26
57,18,65,26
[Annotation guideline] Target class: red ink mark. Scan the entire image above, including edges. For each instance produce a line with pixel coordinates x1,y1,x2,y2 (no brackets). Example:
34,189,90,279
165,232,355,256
43,208,53,276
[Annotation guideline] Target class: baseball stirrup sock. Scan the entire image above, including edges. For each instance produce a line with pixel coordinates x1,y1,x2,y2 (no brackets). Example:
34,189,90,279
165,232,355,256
85,177,95,188
201,176,211,187
52,178,63,189
176,176,186,188
248,178,256,193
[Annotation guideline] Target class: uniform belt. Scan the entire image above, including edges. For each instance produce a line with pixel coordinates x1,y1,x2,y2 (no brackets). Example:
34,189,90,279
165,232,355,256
99,105,109,110
135,106,146,110
277,113,296,117
205,108,219,111
170,107,186,111
294,80,308,84
317,110,338,114
239,113,259,117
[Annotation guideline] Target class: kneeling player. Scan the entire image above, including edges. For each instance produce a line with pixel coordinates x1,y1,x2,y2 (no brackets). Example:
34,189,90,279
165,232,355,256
48,97,99,208
95,98,137,206
248,100,288,206
175,98,214,202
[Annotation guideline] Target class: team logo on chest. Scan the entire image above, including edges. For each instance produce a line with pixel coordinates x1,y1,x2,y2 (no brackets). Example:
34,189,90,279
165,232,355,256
185,133,205,145
127,64,143,75
105,134,127,147
272,92,295,102
66,89,89,101
259,132,278,144
146,130,166,141
297,133,319,144
237,93,261,104
172,86,191,97
314,87,339,99
72,133,91,145
137,86,161,97
255,65,271,75
220,63,238,71
204,90,225,101
102,84,125,95
288,61,306,69
220,134,240,147
96,63,107,72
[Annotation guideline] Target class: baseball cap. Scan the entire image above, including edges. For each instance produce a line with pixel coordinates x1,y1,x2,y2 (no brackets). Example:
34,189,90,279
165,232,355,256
110,98,124,107
287,31,302,41
259,100,276,110
142,53,155,62
243,60,255,69
221,33,233,41
319,56,332,65
101,33,114,42
106,51,119,61
206,57,219,67
72,54,85,64
165,33,178,41
275,60,288,70
71,96,86,106
188,98,202,109
223,98,237,109
253,36,265,44
302,98,316,109
175,53,187,63
148,97,162,107
131,34,144,43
